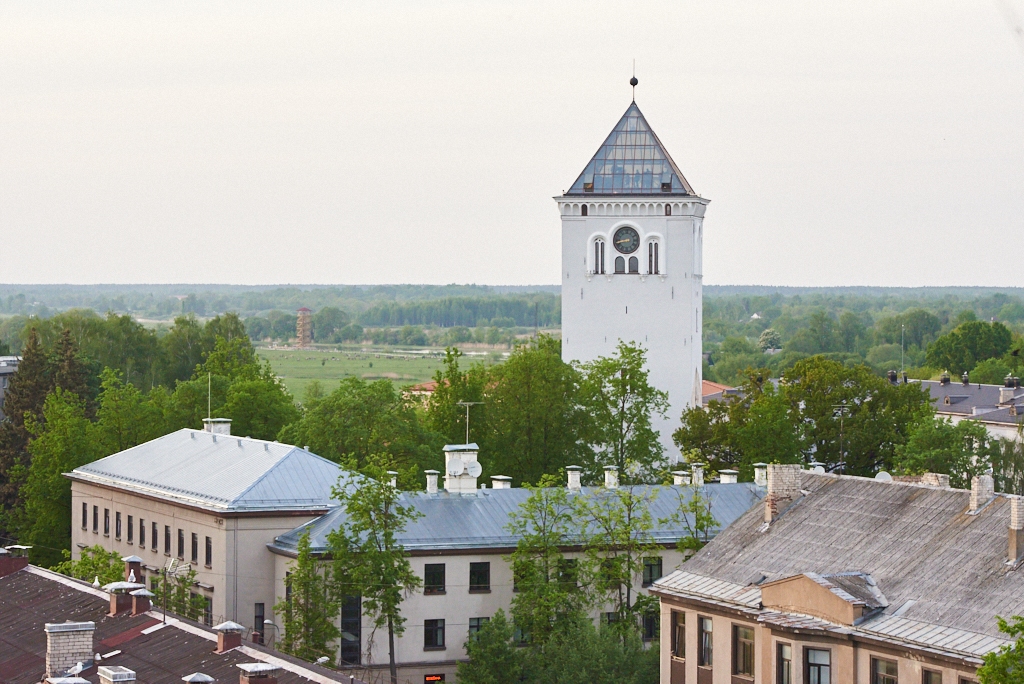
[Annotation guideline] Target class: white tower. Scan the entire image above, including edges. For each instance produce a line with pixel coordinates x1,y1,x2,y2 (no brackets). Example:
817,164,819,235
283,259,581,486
557,97,709,463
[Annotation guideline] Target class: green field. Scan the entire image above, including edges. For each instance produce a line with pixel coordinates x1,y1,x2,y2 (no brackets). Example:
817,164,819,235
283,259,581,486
258,346,506,400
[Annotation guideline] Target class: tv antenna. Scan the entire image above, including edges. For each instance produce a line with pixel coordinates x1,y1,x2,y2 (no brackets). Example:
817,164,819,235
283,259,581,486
456,401,483,444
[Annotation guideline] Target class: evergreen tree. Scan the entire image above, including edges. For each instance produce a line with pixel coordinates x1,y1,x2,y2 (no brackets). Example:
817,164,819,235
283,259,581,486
274,530,340,663
51,328,95,417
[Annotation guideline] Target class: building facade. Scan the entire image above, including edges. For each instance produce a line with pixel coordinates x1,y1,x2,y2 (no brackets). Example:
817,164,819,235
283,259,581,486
652,464,1024,684
558,100,709,461
0,355,19,420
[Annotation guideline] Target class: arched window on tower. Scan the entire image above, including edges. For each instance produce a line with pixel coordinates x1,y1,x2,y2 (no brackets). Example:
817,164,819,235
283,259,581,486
593,239,605,274
614,256,625,274
628,256,639,273
581,204,588,216
665,204,672,216
648,241,660,275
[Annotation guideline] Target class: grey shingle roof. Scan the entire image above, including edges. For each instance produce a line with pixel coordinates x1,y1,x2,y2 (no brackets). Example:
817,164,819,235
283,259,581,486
68,429,353,513
271,483,765,554
923,379,1024,425
674,472,1024,640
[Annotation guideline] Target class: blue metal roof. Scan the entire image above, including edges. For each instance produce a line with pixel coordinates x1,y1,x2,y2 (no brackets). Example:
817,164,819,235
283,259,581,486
566,102,695,197
69,429,357,512
271,482,764,555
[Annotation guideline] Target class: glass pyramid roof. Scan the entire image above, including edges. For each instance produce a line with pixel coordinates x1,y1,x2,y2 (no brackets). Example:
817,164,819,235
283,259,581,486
566,102,694,196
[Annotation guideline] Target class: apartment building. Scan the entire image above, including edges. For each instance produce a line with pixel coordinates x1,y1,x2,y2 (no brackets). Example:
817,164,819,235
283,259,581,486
67,419,352,630
652,464,1024,684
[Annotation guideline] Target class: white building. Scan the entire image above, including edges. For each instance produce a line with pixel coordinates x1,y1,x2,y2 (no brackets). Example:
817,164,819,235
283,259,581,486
558,97,709,462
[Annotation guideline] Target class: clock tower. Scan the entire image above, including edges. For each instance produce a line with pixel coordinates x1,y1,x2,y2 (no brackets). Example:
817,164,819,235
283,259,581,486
557,95,708,463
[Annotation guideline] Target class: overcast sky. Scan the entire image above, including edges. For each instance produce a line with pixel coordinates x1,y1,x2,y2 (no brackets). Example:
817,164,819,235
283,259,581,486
1,1,1023,287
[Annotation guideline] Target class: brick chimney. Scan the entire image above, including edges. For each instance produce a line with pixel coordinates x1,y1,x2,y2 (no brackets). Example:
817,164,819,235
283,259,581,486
566,466,582,491
753,463,768,487
237,663,280,684
490,475,512,489
970,474,995,513
98,666,136,684
1009,496,1024,564
921,472,950,488
203,418,232,435
719,469,739,484
45,622,95,677
130,589,153,616
603,465,619,489
691,463,704,487
122,555,143,582
215,621,245,653
0,547,29,578
424,470,439,494
764,464,802,523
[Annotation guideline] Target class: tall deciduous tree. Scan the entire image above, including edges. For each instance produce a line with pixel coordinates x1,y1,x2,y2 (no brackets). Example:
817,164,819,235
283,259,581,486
978,615,1024,684
894,417,1000,489
275,530,340,663
577,342,668,483
425,347,487,446
927,321,1013,375
95,368,167,453
328,457,421,684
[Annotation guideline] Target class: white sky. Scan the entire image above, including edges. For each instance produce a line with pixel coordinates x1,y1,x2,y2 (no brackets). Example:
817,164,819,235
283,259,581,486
1,1,1023,287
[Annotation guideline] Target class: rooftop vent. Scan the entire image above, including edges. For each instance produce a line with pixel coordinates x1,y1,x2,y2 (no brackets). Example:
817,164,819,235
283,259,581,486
719,469,739,484
203,418,231,436
566,465,582,491
98,666,136,684
887,370,898,385
753,463,768,487
940,371,950,386
215,621,245,653
238,663,280,684
962,372,970,386
490,475,512,489
424,470,439,494
603,465,619,489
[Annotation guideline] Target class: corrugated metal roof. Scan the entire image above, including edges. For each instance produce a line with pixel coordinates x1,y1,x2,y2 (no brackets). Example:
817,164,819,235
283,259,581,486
272,482,765,554
69,429,354,512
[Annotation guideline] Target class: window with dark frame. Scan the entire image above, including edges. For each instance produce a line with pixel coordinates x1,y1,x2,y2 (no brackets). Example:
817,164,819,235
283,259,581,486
671,611,685,658
777,643,792,684
732,625,755,677
154,522,160,553
806,648,831,684
340,594,361,665
642,557,663,587
205,536,212,567
203,596,213,626
93,505,98,533
127,515,133,544
581,204,588,216
81,502,87,529
469,562,490,592
615,256,625,273
642,613,658,641
424,619,445,649
424,563,445,594
628,256,639,273
177,529,184,559
139,518,145,548
468,617,489,640
923,671,942,684
115,512,121,539
254,603,265,644
698,616,713,667
191,533,198,563
104,509,110,536
603,612,619,625
872,658,898,684
164,525,171,554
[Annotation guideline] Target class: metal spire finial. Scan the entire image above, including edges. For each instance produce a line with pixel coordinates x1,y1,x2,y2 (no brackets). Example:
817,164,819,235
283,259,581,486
630,60,638,101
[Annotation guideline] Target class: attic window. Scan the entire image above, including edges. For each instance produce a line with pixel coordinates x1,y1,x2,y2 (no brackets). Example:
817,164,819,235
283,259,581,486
584,182,594,193
661,182,672,192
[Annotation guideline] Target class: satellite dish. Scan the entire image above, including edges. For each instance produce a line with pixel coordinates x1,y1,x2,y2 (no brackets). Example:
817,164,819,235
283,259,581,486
875,471,893,482
812,466,825,474
466,461,482,477
447,457,465,477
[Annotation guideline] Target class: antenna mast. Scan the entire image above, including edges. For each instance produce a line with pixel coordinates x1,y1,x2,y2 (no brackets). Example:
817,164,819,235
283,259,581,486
456,401,483,444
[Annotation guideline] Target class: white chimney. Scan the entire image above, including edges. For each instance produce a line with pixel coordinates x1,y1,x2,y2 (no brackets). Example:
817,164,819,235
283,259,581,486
425,470,439,494
691,463,704,487
490,475,512,489
1009,496,1024,564
566,466,582,491
203,418,231,435
970,474,995,513
387,471,398,488
753,463,768,487
604,466,619,489
765,463,802,523
672,471,691,486
443,443,481,493
45,622,95,677
719,469,738,484
98,666,136,684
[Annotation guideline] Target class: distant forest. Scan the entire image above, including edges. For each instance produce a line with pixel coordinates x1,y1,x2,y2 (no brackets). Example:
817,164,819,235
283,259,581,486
2,284,1024,384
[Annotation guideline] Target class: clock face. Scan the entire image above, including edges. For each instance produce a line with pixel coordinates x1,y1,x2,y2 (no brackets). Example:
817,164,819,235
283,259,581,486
613,227,640,254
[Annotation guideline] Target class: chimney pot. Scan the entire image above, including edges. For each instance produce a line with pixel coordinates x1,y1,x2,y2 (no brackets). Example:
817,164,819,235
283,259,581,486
214,621,245,654
962,372,970,386
970,474,995,513
203,418,231,435
719,469,739,484
387,470,398,488
1009,496,1024,564
764,464,802,523
940,371,950,385
603,466,619,489
887,370,898,384
566,466,582,491
424,470,439,494
671,470,691,486
753,463,768,487
98,666,136,684
490,475,512,489
237,663,280,684
691,463,704,487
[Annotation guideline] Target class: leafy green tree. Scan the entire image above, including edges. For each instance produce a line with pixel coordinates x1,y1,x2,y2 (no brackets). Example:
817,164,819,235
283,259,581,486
0,339,10,356
95,368,167,453
787,310,839,354
456,609,523,684
328,457,421,684
17,389,100,566
203,313,248,347
153,565,207,621
275,530,340,663
895,417,1001,489
971,358,1013,385
522,616,659,684
425,348,488,446
837,312,868,353
222,378,299,441
661,484,719,554
758,328,781,351
160,314,207,386
197,335,264,381
927,321,1013,375
674,400,742,474
731,381,802,475
53,545,123,585
166,374,231,430
577,342,668,483
484,336,590,485
978,615,1024,684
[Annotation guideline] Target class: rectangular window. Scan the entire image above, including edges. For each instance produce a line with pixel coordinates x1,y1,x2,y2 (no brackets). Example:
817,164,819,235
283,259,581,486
424,619,445,649
469,562,490,592
104,509,110,536
191,533,198,563
81,502,88,529
203,596,213,626
513,625,529,646
177,529,184,559
93,505,98,532
164,525,171,554
732,625,755,677
603,611,620,625
806,649,831,684
643,614,659,641
254,603,265,644
115,512,121,539
154,522,160,553
671,611,685,658
340,594,361,665
424,563,445,594
150,575,160,591
642,557,663,587
139,518,145,548
127,515,133,544
468,617,489,640
872,658,898,684
205,536,212,567
923,672,942,684
777,643,792,684
698,616,713,667
558,558,579,590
